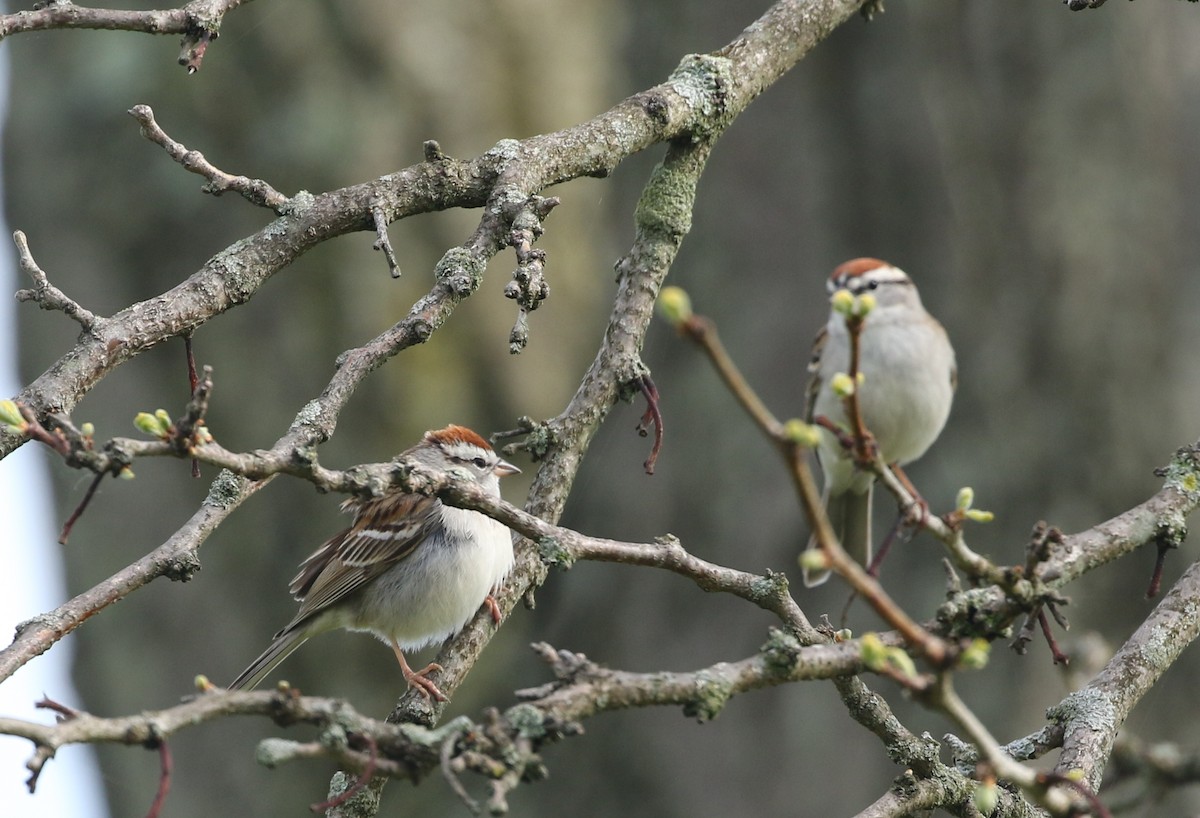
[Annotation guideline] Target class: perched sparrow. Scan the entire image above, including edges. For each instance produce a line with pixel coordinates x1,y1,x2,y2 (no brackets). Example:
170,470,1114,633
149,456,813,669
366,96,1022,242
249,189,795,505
229,425,520,701
802,258,956,587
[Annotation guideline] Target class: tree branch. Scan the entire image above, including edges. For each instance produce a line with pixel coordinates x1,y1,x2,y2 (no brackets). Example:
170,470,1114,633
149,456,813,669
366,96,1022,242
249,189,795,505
1051,557,1200,792
0,0,255,72
128,105,289,210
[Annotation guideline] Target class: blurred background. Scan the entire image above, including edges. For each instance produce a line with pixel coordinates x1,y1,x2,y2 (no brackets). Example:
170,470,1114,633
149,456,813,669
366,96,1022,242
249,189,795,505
3,1,1200,816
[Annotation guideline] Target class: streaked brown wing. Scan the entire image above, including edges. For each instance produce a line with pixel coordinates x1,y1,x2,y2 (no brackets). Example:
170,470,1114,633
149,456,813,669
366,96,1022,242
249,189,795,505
804,324,828,423
286,492,440,623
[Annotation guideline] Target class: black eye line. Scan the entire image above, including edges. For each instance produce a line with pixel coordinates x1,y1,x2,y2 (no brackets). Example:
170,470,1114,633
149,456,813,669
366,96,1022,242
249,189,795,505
848,277,911,295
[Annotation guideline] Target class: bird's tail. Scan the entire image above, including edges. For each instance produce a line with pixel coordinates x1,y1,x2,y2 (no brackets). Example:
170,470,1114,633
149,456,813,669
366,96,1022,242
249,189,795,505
228,627,310,691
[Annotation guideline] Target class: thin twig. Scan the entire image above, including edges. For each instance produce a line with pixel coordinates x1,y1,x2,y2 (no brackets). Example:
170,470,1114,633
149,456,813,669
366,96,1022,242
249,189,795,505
370,205,402,278
12,231,99,329
128,105,289,210
678,314,784,435
58,471,106,544
440,727,481,814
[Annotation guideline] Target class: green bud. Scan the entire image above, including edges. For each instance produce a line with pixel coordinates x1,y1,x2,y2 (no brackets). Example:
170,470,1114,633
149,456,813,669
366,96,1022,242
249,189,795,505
154,408,172,429
133,412,161,436
798,548,830,574
972,781,998,816
783,419,821,448
956,486,975,511
0,399,26,432
196,424,213,444
852,292,876,317
80,422,95,438
657,286,693,326
833,629,853,643
830,288,854,315
886,647,918,679
118,467,135,480
959,638,991,670
830,372,856,398
860,632,888,671
194,674,212,691
965,508,995,523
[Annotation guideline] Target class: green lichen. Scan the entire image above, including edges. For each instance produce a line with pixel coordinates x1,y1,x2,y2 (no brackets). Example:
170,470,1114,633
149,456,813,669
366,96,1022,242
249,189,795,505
633,158,697,243
760,626,802,674
682,670,733,722
537,536,574,568
203,468,248,509
278,190,314,216
748,570,789,605
289,399,324,434
666,53,735,138
434,246,486,297
1047,687,1115,733
1161,445,1200,499
521,421,556,460
505,703,549,739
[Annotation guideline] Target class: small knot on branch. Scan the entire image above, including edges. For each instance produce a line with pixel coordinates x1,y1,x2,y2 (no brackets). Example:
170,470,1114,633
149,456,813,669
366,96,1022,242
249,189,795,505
504,196,559,354
423,140,448,163
178,27,216,74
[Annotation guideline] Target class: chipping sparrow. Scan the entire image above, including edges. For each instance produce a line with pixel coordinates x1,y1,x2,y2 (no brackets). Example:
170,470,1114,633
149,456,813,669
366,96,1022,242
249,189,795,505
802,258,956,587
229,425,520,701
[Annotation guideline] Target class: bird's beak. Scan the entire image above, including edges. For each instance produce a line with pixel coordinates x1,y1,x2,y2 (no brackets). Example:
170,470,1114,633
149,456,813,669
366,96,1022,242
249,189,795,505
494,459,521,477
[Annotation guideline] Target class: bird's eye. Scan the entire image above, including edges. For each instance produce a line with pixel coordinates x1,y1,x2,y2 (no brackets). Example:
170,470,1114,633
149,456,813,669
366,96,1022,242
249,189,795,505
866,279,879,290
472,456,488,469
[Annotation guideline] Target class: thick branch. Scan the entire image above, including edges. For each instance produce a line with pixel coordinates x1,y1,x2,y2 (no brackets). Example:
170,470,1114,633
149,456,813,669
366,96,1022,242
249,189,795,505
1051,558,1200,792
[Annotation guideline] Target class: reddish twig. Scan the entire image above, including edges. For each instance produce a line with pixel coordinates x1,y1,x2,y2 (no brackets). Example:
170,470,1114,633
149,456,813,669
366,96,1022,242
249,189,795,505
35,695,80,722
635,374,664,474
145,740,173,818
812,414,855,452
58,471,106,544
184,335,201,477
867,514,908,579
1039,607,1070,666
16,403,69,455
1146,539,1175,599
